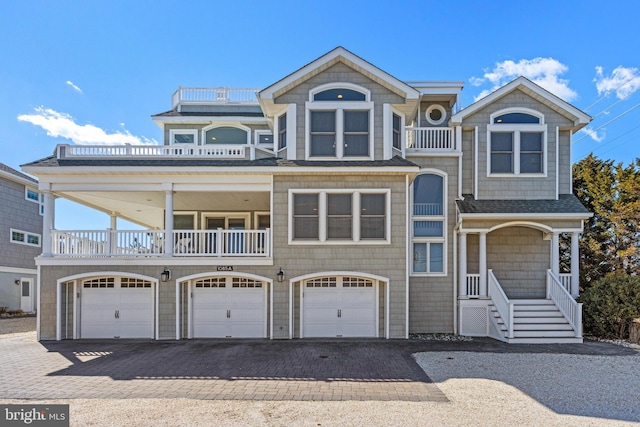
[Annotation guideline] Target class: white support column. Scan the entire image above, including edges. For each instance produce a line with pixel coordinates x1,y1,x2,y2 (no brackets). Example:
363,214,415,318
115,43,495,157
458,232,467,297
41,190,54,257
109,212,117,255
175,281,181,340
56,281,61,341
551,232,560,276
570,232,580,297
479,232,487,297
164,185,174,256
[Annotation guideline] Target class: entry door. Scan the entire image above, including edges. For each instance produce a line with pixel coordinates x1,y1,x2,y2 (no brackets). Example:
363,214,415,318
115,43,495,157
20,279,33,312
204,216,247,255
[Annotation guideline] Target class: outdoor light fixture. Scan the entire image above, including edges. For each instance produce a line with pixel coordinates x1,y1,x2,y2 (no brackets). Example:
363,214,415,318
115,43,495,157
160,268,171,282
14,279,20,285
277,267,285,283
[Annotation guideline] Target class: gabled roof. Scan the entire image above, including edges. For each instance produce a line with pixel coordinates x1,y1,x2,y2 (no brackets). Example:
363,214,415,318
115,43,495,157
0,162,37,186
258,47,420,118
450,76,591,130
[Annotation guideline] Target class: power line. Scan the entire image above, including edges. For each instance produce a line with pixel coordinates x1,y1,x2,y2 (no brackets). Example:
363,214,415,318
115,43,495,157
574,100,640,144
583,74,640,112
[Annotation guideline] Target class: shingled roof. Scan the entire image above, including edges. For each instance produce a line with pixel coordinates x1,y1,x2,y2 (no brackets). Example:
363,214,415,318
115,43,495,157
457,194,590,215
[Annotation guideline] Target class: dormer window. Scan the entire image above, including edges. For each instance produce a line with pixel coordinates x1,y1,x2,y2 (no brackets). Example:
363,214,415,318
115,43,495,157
487,109,546,176
306,84,373,160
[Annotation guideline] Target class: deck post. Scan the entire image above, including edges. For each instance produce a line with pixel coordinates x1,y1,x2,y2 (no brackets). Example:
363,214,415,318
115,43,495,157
459,232,467,297
164,185,174,256
570,232,580,297
479,232,487,297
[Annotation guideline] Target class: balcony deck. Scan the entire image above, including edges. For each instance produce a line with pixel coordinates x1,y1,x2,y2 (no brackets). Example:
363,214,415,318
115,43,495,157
171,87,260,110
50,229,271,258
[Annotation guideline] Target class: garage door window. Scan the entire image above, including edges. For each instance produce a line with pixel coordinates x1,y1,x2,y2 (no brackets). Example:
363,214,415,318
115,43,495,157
83,278,115,288
195,277,226,288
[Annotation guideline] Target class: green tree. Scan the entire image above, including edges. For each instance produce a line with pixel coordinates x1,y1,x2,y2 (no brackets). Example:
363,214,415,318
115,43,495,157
572,154,640,287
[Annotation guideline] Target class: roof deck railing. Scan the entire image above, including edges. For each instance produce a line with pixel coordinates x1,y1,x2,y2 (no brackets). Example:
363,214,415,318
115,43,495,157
171,87,261,109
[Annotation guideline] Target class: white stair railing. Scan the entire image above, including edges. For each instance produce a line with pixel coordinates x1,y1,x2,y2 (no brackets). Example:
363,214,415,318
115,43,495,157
488,269,514,339
547,270,583,337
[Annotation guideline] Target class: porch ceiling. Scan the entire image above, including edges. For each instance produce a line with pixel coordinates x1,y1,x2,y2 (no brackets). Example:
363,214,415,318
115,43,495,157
58,190,270,229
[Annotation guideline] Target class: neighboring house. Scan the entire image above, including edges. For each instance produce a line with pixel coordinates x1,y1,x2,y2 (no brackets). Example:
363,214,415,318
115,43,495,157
0,163,41,313
23,47,591,343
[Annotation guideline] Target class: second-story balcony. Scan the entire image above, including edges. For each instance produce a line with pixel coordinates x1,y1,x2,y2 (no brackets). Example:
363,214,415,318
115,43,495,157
405,127,459,154
51,229,271,258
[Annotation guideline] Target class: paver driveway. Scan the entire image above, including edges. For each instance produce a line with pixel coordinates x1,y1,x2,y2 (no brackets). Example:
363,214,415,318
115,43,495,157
0,331,633,402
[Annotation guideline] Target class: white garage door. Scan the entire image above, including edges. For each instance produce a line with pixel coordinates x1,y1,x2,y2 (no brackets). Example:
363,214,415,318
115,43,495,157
81,277,154,339
302,276,377,338
192,277,266,338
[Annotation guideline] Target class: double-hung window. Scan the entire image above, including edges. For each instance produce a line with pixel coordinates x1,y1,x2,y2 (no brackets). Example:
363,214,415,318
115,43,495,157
306,85,374,160
487,110,546,175
412,174,446,274
278,114,287,150
290,190,389,244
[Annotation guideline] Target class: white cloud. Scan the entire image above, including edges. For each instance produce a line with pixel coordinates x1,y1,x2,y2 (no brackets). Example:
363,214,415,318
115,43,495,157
17,107,157,146
65,80,83,93
594,66,640,100
580,127,605,143
471,57,577,102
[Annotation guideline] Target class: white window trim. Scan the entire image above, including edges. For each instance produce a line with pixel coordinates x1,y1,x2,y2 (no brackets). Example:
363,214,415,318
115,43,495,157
304,101,375,161
254,130,274,149
288,189,391,245
201,123,251,146
10,228,41,247
169,129,198,145
487,107,547,177
25,188,44,216
425,104,447,126
410,170,447,276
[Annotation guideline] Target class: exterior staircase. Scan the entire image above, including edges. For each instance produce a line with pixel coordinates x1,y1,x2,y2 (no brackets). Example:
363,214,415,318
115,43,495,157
490,299,583,344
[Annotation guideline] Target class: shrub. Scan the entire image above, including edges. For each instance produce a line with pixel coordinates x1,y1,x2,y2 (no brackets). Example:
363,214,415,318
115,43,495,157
580,274,640,339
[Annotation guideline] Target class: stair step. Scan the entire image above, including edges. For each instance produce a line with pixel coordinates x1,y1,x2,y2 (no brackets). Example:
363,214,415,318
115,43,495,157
514,317,569,324
514,323,574,331
514,310,564,317
514,305,560,311
513,330,577,338
511,299,554,304
507,337,583,344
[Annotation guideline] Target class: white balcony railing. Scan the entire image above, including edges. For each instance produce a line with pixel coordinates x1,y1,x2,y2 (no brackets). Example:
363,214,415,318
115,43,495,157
547,270,582,337
488,269,514,339
172,87,260,108
57,144,246,159
406,127,457,151
559,273,572,292
466,274,481,297
51,229,271,258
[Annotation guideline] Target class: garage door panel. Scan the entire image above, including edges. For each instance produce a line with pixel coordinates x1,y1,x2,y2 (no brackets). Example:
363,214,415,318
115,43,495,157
302,277,377,338
192,279,266,338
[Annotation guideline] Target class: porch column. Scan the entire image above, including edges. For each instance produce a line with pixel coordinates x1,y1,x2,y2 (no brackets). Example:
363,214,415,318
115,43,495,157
41,189,54,257
551,232,560,276
108,212,118,254
479,232,487,297
164,185,174,256
570,232,580,297
458,232,467,297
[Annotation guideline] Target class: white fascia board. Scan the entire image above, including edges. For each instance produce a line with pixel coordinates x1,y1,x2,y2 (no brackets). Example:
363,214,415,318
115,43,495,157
152,116,268,125
450,77,591,127
36,257,275,267
0,169,37,186
259,47,420,101
0,266,38,274
405,81,465,95
458,212,593,220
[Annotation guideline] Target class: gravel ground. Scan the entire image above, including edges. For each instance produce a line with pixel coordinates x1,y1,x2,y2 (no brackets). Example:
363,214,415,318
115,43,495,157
0,316,36,335
2,318,639,426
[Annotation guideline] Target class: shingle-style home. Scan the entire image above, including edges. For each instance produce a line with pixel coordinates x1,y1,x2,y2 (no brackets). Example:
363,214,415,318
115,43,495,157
0,163,42,313
23,47,591,343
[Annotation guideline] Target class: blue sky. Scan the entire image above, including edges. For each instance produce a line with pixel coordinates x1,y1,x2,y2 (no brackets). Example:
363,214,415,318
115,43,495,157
2,0,640,229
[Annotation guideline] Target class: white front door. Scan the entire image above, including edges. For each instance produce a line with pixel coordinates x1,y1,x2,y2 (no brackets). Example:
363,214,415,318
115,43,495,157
192,276,266,338
20,279,34,312
302,276,378,338
80,277,154,339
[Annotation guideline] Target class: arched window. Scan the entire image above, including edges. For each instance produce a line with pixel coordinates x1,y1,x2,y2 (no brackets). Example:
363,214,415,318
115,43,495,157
412,173,446,274
313,88,366,101
204,126,249,145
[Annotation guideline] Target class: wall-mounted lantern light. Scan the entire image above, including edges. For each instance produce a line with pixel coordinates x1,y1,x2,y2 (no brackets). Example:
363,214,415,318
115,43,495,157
160,268,171,282
277,267,285,283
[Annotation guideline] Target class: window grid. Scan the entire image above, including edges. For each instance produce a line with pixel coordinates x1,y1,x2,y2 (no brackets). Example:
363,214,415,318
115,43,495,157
10,229,41,247
411,174,446,275
342,277,374,288
232,277,263,288
195,278,226,288
305,277,337,288
121,278,152,288
83,278,115,288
